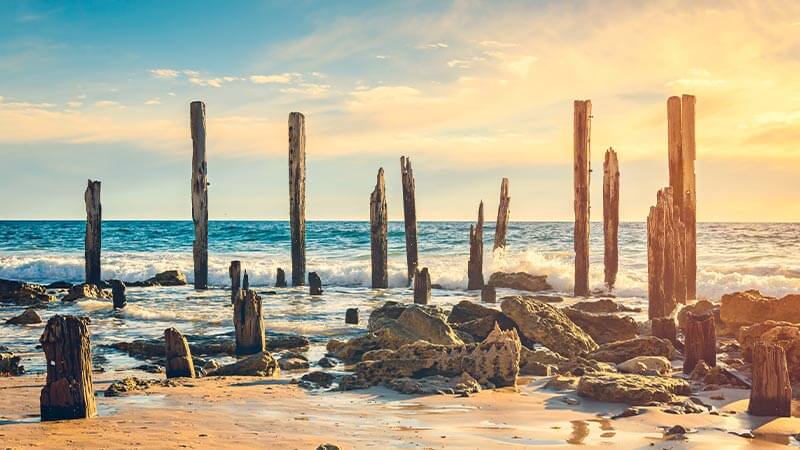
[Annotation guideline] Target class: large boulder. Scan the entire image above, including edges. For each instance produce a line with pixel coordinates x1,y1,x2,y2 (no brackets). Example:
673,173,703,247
453,314,517,342
128,270,189,287
501,295,597,357
577,373,690,405
5,308,42,325
387,372,481,395
368,301,448,331
0,352,24,375
562,308,638,344
0,279,55,306
447,300,498,324
616,356,672,376
720,290,800,330
62,283,111,302
737,320,800,382
396,306,464,346
588,337,677,364
488,272,551,292
569,299,640,314
206,352,279,376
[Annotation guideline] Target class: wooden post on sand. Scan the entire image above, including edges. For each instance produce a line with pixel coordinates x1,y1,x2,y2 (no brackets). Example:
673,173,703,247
748,342,792,417
683,312,716,374
233,289,265,356
573,100,591,296
603,149,619,290
165,327,195,379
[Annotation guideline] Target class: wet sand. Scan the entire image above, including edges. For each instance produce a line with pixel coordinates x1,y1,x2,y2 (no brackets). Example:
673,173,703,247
1,372,797,449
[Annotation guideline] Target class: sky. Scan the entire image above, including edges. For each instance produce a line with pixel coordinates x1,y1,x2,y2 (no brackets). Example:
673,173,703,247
0,0,799,221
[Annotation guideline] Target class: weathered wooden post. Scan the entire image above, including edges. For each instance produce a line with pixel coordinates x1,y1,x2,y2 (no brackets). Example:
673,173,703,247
467,201,485,290
233,289,265,355
39,315,97,421
288,112,307,287
164,327,195,379
242,270,249,291
413,267,431,305
651,317,678,349
309,272,323,295
84,180,101,285
345,308,359,325
573,100,591,297
647,187,684,319
190,101,209,290
683,312,716,374
400,156,418,285
493,178,510,251
603,149,619,290
748,342,792,417
229,260,242,304
275,268,287,288
481,285,496,303
370,168,388,289
110,280,126,310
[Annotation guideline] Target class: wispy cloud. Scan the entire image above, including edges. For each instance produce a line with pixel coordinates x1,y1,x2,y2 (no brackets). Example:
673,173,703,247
416,42,449,49
94,100,120,108
144,98,161,105
249,73,297,84
149,68,180,79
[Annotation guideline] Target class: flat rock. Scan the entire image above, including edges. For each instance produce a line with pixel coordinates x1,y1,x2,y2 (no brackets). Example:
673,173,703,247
720,289,800,330
501,295,597,357
104,377,178,396
617,356,672,376
62,283,111,302
0,279,55,306
563,308,638,344
301,371,335,387
207,352,279,377
577,373,690,405
588,337,677,364
5,307,42,325
570,299,640,313
278,357,309,371
386,372,481,395
488,272,552,292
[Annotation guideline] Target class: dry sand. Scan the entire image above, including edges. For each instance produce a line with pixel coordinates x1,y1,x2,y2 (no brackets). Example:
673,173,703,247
1,372,797,449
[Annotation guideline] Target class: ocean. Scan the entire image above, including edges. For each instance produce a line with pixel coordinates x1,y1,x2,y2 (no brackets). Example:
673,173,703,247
2,220,799,373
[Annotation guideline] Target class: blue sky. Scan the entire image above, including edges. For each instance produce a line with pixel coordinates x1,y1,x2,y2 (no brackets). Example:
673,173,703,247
1,1,799,220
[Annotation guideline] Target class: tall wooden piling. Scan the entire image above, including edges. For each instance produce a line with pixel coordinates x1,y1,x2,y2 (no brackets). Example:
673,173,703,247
165,327,195,379
748,342,792,417
467,201,485,290
233,289,265,356
288,112,307,287
683,312,716,374
494,178,510,251
603,149,619,290
400,156,418,285
84,180,101,285
647,187,685,319
370,168,388,289
229,261,242,304
190,101,209,290
39,315,97,421
275,268,287,288
413,267,431,305
573,100,591,297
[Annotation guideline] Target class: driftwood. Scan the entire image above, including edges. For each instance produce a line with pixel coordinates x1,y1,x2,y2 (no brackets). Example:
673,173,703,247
647,187,685,319
275,268,287,288
748,342,792,417
413,267,431,305
288,112,307,287
370,168,388,288
190,101,209,289
603,149,619,290
39,315,97,421
110,280,126,310
683,312,716,374
229,260,242,304
309,272,323,295
233,289,265,355
164,327,195,379
481,285,496,304
400,156,418,285
573,100,591,296
84,180,101,285
467,201,485,290
493,178,510,250
345,308,359,325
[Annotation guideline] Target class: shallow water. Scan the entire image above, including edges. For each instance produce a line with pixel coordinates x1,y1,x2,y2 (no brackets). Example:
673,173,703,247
1,220,799,373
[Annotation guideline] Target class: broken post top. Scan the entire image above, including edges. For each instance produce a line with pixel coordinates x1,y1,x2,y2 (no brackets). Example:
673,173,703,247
84,180,101,211
400,156,414,187
190,101,206,142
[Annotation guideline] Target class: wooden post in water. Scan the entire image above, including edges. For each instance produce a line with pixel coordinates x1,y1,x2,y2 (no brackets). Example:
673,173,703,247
233,289,265,356
84,180,101,285
229,261,242,304
493,178,510,251
370,168,388,289
603,149,619,290
573,100,591,297
110,280,126,310
275,268,287,288
413,267,431,305
683,312,716,374
288,112,307,287
647,187,684,319
242,271,249,290
400,156,418,285
681,95,697,300
309,272,323,295
39,315,97,421
467,201,485,290
164,327,195,379
748,342,792,417
190,101,209,290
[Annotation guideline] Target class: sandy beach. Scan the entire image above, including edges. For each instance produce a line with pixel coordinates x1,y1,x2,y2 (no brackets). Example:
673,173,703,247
1,370,797,449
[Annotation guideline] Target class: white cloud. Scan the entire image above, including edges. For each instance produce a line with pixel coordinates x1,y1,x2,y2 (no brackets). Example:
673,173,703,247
145,98,161,105
279,83,331,96
375,55,388,60
94,100,120,108
417,42,448,49
66,101,83,108
149,68,179,79
447,59,472,69
477,40,517,48
249,74,295,84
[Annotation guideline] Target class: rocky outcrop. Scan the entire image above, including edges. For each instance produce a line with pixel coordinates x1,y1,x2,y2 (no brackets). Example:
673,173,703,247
453,314,517,342
5,307,42,325
387,373,481,395
501,296,597,357
569,299,640,314
0,279,55,306
127,270,189,287
577,373,690,405
562,308,638,344
396,306,463,346
0,352,24,375
488,272,552,292
720,290,800,330
519,346,567,376
207,352,279,376
588,337,677,364
447,300,498,324
616,356,672,376
61,283,111,302
109,332,309,361
738,321,800,382
104,377,178,396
